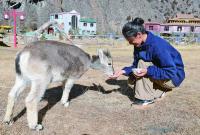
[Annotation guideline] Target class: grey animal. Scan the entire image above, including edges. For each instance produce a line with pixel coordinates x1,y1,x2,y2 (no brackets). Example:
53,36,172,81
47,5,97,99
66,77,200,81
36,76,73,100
3,40,114,131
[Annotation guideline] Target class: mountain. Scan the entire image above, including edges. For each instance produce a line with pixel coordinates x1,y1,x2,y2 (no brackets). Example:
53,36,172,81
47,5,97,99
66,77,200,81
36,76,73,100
1,0,200,34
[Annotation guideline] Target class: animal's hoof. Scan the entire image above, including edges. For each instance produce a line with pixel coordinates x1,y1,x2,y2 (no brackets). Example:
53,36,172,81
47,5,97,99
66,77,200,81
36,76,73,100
3,120,13,126
30,124,43,131
64,102,70,107
61,101,70,107
35,124,43,131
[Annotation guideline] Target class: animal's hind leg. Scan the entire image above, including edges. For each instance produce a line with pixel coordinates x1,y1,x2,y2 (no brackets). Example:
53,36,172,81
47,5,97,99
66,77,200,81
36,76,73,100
4,75,27,124
61,78,75,107
25,80,48,131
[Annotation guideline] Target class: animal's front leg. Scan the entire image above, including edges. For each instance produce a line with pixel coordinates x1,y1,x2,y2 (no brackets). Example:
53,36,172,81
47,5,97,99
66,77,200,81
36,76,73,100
61,78,75,107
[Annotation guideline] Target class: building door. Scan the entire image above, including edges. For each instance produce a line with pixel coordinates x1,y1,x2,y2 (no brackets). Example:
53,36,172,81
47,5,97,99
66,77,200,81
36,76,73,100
149,26,153,30
191,26,194,32
177,26,182,32
71,15,78,30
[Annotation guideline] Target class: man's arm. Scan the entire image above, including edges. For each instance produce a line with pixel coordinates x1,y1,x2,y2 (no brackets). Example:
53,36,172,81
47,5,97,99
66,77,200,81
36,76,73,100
147,51,176,80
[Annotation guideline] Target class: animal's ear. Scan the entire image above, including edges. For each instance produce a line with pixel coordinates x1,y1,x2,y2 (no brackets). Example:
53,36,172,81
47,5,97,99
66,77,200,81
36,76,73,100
105,49,112,58
91,55,99,63
97,49,105,63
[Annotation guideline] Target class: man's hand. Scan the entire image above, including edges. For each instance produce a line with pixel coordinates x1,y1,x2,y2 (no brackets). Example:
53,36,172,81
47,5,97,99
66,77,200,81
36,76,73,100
108,70,125,80
134,68,147,77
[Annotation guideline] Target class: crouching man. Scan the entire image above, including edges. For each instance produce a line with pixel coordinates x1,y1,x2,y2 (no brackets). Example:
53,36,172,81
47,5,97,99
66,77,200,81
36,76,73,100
109,17,185,106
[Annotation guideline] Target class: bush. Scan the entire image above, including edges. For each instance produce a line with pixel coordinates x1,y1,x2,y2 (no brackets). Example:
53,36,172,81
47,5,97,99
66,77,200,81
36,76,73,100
40,34,47,40
20,27,30,34
0,28,5,35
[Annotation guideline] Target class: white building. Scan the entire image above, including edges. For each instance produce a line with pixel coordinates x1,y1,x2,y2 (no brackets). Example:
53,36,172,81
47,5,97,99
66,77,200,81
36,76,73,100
79,18,96,35
49,10,96,35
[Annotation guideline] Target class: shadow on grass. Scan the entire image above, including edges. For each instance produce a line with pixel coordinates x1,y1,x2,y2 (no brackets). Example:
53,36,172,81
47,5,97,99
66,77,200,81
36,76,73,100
105,79,135,101
13,83,111,123
90,79,135,101
13,84,90,123
38,84,92,123
13,80,134,124
0,41,10,47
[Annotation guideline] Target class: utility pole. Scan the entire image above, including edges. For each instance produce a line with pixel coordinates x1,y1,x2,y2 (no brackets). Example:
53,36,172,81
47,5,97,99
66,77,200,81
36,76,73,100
4,9,25,48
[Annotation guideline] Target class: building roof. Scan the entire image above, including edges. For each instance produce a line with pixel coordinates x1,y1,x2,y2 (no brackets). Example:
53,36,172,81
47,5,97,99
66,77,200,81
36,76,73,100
168,13,200,21
69,10,79,14
167,18,200,24
50,10,80,16
80,18,96,23
165,14,200,26
175,13,194,19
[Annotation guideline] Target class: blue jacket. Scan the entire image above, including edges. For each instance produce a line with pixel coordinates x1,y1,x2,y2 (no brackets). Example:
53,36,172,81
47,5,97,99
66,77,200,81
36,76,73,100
122,32,185,87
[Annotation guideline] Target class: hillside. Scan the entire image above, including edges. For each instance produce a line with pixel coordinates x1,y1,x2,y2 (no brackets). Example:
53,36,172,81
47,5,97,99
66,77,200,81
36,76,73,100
1,0,200,34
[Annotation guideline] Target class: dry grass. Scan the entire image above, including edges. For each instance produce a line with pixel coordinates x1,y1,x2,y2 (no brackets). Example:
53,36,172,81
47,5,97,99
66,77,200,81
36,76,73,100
0,43,200,135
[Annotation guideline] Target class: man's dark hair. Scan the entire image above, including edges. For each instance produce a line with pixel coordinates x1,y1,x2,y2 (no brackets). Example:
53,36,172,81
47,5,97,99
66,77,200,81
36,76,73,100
122,17,146,38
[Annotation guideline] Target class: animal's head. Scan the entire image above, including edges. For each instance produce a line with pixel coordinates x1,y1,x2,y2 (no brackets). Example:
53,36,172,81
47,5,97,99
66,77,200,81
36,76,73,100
91,49,114,76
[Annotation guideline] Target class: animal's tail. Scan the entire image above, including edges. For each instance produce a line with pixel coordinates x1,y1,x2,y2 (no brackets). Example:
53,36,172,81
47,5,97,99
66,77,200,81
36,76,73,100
15,52,22,75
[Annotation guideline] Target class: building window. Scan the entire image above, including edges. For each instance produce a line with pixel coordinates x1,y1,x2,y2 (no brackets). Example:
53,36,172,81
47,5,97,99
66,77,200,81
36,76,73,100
90,23,94,27
149,26,153,30
164,26,169,31
50,15,54,20
83,23,87,26
71,15,78,29
69,22,71,25
87,30,90,33
191,26,194,32
177,26,182,31
58,14,63,19
55,14,58,19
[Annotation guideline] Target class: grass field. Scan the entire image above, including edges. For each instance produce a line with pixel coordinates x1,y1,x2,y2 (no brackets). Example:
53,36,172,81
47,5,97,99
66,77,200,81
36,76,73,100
0,42,200,135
